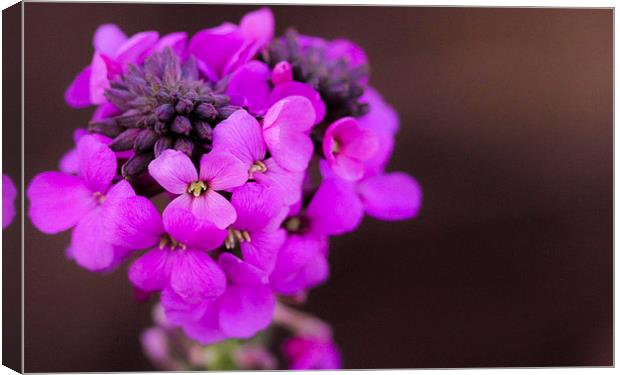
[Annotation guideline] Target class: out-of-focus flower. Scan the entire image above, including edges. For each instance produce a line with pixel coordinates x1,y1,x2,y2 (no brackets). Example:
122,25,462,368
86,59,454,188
148,149,247,228
28,135,135,271
188,8,274,82
165,253,276,345
284,336,341,370
2,174,17,229
261,29,369,122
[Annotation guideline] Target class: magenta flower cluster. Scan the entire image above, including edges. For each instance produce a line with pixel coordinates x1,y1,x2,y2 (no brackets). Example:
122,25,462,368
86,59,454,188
27,8,422,367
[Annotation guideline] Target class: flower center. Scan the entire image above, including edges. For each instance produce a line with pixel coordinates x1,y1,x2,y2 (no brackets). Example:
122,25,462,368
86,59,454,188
225,228,252,249
331,139,341,154
187,180,208,197
284,215,311,234
159,235,186,251
248,160,268,179
93,191,106,205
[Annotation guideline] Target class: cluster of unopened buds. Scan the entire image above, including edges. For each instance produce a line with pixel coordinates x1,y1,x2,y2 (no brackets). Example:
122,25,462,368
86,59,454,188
26,8,422,370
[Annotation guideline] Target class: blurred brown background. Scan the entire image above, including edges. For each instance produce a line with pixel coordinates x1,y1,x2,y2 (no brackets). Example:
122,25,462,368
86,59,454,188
22,3,612,372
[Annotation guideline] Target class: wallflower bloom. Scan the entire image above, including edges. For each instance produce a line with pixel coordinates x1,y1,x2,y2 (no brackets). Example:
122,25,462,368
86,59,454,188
164,253,276,345
188,8,274,82
227,183,287,273
283,336,342,370
212,109,304,204
2,174,17,229
148,149,247,229
270,177,364,295
262,96,317,172
65,25,160,107
106,196,227,305
323,117,379,181
28,135,135,271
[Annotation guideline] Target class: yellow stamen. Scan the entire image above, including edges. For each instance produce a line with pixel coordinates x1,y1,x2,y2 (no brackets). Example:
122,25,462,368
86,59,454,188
248,160,267,179
331,139,341,154
187,180,208,197
225,227,252,249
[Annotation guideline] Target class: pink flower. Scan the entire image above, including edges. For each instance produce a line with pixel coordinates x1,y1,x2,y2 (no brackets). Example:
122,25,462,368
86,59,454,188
212,109,305,205
284,336,341,370
65,24,162,107
228,183,287,273
323,117,379,181
148,149,247,229
188,8,274,82
27,135,135,271
106,196,227,305
164,253,275,345
262,96,317,172
2,174,17,229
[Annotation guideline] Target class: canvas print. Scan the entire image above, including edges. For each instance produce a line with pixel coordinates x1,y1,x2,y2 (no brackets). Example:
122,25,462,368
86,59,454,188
1,2,613,372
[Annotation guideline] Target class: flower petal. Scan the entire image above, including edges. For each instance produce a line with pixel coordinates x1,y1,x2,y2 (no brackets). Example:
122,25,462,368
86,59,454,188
115,31,159,65
77,135,117,193
252,158,304,205
239,7,274,45
129,247,172,292
357,172,423,220
155,32,187,56
148,149,197,194
307,177,363,235
270,234,328,295
188,24,245,80
174,298,227,345
267,82,325,124
226,61,271,114
2,174,17,229
169,248,226,304
162,206,227,251
241,229,286,274
211,109,265,167
104,195,163,250
218,284,275,338
218,252,268,286
263,96,316,172
231,182,284,232
71,208,130,272
198,151,248,190
64,66,92,108
93,24,128,56
27,172,95,234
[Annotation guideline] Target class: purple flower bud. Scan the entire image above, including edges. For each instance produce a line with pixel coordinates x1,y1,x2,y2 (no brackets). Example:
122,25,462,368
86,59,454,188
154,136,174,157
115,109,143,128
122,152,155,178
171,116,192,135
109,128,141,151
154,104,175,122
217,105,242,119
173,137,194,156
193,121,213,141
194,103,217,121
88,119,124,138
134,128,159,152
154,121,169,135
272,61,293,85
175,98,193,114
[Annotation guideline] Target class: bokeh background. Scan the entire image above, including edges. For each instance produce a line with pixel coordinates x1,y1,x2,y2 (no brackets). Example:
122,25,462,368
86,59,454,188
23,3,612,371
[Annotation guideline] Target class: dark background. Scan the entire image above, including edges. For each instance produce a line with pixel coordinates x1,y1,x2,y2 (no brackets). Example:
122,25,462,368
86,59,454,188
22,4,612,372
